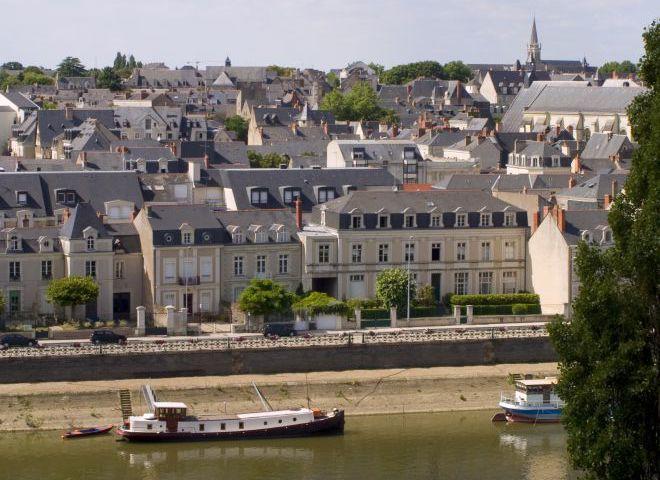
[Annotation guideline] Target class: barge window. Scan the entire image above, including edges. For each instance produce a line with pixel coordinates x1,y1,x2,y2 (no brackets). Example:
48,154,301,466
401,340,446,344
278,419,282,424
221,423,226,430
199,424,205,432
264,421,268,426
239,422,244,430
147,424,153,430
293,417,297,422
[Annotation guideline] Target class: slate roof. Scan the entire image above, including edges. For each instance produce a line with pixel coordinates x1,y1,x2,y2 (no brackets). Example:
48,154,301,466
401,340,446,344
247,142,329,168
580,133,635,160
561,210,610,245
331,140,423,164
214,167,398,211
526,86,645,113
37,109,115,148
556,173,627,200
0,173,49,216
0,91,39,110
0,227,62,254
60,201,107,239
178,141,250,168
69,118,119,152
434,173,594,192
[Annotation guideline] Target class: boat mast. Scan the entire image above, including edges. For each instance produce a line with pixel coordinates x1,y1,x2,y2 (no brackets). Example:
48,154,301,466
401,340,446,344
252,382,274,412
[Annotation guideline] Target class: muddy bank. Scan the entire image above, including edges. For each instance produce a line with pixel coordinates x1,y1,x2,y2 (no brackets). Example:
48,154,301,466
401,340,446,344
0,363,557,432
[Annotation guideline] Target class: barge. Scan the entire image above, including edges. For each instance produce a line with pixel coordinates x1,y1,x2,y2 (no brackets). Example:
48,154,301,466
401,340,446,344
498,377,564,423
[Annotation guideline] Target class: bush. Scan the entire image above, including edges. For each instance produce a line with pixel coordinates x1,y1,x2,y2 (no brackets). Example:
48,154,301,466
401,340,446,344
441,293,454,307
361,308,390,320
376,268,415,310
415,284,436,307
511,303,542,315
450,294,539,306
473,305,514,315
292,292,349,316
410,306,440,318
238,279,295,316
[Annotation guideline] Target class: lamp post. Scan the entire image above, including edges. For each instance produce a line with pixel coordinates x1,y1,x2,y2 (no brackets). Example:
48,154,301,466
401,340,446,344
407,235,413,322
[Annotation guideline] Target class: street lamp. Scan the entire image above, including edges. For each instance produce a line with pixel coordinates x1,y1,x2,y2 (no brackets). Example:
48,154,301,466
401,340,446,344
407,235,413,322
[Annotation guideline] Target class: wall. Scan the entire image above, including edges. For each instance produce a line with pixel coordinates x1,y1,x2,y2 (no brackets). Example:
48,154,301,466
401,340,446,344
0,337,556,383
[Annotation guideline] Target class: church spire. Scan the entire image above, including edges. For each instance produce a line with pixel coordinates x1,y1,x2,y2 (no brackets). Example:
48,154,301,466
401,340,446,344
530,17,539,46
527,17,541,65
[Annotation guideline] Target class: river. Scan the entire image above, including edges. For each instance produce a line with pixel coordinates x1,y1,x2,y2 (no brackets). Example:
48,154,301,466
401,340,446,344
1,411,576,480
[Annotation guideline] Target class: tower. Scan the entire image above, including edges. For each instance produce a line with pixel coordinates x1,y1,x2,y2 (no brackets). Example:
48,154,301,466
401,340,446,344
527,18,541,65
225,56,231,67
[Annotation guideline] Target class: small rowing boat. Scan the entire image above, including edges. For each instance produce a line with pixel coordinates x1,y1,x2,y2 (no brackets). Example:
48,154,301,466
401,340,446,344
62,425,114,439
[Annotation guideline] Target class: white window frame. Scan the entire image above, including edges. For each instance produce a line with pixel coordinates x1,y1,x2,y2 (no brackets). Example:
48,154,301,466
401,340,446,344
278,254,289,274
456,241,467,261
233,256,244,276
378,243,389,263
479,271,493,294
351,244,363,263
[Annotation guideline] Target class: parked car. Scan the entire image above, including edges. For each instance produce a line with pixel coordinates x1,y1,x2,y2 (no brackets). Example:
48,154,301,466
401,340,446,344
0,334,39,349
263,323,296,337
90,330,127,345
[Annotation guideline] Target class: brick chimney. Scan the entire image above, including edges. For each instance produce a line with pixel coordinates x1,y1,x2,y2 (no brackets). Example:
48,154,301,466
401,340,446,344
536,132,545,142
321,120,328,136
542,205,550,218
611,179,618,198
62,207,71,223
294,197,303,230
495,121,501,132
456,80,462,103
557,208,566,233
603,194,612,209
571,153,581,174
64,107,73,120
203,153,210,169
532,211,540,233
168,142,177,156
568,176,576,188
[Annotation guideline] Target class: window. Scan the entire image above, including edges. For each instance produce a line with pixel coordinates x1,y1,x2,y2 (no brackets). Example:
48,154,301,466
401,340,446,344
233,256,244,276
164,259,177,283
318,188,335,203
232,232,244,244
318,244,330,264
182,232,193,245
404,242,415,262
200,257,212,281
199,424,205,432
604,230,613,243
431,243,442,262
351,215,362,229
552,156,560,167
85,260,96,278
145,118,152,130
480,213,491,227
350,274,364,282
479,272,493,294
454,272,469,295
86,236,95,251
42,260,52,280
239,422,244,430
351,244,363,263
504,241,516,260
255,231,268,243
9,235,19,251
278,254,289,274
456,213,467,227
256,255,266,275
8,291,20,313
250,189,268,205
16,192,27,205
503,271,517,294
431,214,442,227
378,244,389,263
276,230,289,243
504,212,516,227
134,132,141,139
456,242,467,261
147,424,153,430
221,423,226,431
378,215,389,228
9,261,21,280
283,189,300,204
182,258,194,278
404,214,415,228
481,242,491,261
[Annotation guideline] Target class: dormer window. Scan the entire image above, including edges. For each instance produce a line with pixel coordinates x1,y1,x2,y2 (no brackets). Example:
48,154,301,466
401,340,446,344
255,231,268,243
504,212,516,227
182,232,193,245
250,188,268,205
9,235,20,251
456,213,467,228
552,156,560,167
232,232,244,244
404,214,415,228
86,235,95,251
16,191,28,206
56,190,77,205
581,231,592,243
431,214,443,227
603,230,613,244
317,187,335,204
351,215,362,229
351,147,365,160
276,229,289,243
378,214,389,228
283,188,301,205
402,147,416,160
480,213,492,227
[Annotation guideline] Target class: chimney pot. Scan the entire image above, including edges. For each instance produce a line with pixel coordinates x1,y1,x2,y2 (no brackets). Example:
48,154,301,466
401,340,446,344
64,107,73,121
603,194,612,209
203,153,210,169
295,198,303,230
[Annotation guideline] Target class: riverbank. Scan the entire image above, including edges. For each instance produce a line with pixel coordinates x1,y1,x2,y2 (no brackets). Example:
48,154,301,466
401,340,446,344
0,362,558,431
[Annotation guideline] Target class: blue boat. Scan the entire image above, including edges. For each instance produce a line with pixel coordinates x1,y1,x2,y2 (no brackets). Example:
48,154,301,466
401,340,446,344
498,377,564,423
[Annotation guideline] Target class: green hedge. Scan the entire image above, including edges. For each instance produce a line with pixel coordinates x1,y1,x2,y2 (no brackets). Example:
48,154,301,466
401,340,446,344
511,303,542,315
451,294,539,306
361,308,390,320
410,306,444,318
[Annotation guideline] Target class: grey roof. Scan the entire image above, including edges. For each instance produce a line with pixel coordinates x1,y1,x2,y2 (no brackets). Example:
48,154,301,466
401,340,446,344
105,223,141,254
0,227,62,254
206,66,275,84
561,210,610,245
247,142,330,168
179,141,250,168
434,173,595,192
0,91,39,110
0,173,49,216
60,201,107,239
331,140,423,164
580,133,635,160
37,109,115,148
214,167,398,211
526,86,645,113
69,118,119,152
556,173,627,200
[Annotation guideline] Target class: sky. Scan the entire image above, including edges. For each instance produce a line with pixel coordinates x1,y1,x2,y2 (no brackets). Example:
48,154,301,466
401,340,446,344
0,0,656,71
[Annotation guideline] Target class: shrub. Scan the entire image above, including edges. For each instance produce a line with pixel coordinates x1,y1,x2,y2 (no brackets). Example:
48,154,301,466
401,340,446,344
410,306,439,318
473,305,514,315
415,284,436,307
361,308,390,320
450,294,539,306
441,293,454,307
292,292,349,316
376,268,415,310
238,279,295,316
511,303,542,315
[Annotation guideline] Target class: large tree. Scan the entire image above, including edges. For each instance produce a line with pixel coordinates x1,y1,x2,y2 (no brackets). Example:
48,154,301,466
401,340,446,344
321,82,395,122
46,276,99,321
548,20,659,480
95,66,122,91
598,60,638,77
379,61,445,85
375,268,416,313
238,279,295,316
224,115,248,142
444,60,473,82
1,61,23,70
57,56,87,77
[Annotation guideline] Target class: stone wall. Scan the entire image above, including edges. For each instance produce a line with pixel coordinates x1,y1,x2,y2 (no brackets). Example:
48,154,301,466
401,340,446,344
0,337,556,384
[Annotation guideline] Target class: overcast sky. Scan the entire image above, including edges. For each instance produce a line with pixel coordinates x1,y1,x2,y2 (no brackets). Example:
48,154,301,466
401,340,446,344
1,0,655,71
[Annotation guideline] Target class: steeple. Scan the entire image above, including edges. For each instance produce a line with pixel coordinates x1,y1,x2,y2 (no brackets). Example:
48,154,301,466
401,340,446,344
225,56,231,67
527,17,541,65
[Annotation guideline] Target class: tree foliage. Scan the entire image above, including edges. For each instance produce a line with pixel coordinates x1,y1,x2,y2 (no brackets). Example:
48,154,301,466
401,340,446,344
598,60,638,77
326,71,339,89
321,82,397,122
268,65,295,77
548,20,659,480
238,279,296,316
367,62,385,76
1,61,23,70
95,66,122,91
415,284,436,307
46,276,99,308
247,151,288,168
444,60,473,82
224,115,248,142
292,292,349,316
57,57,87,77
0,291,5,315
379,61,445,85
375,268,416,311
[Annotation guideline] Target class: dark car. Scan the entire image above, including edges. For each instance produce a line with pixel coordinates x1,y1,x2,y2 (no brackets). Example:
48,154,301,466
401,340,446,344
263,323,296,337
0,334,39,349
90,330,127,345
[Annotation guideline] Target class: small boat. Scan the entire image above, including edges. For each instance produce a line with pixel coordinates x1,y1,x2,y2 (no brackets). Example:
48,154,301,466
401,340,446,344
498,377,564,423
62,424,114,439
117,384,344,442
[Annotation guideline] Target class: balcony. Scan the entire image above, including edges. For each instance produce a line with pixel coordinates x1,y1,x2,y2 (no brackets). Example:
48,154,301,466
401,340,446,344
178,275,200,286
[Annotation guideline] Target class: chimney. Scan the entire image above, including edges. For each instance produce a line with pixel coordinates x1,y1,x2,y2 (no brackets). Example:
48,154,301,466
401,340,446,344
62,207,71,223
532,211,540,233
464,135,472,145
611,179,618,198
456,80,462,103
542,205,550,218
203,153,210,169
321,120,328,136
295,197,303,230
571,153,581,174
612,70,618,80
96,211,106,223
168,142,177,156
603,194,612,209
536,132,545,142
495,121,501,132
64,107,73,120
392,124,399,138
406,84,412,96
557,208,566,233
568,176,576,188
79,151,87,167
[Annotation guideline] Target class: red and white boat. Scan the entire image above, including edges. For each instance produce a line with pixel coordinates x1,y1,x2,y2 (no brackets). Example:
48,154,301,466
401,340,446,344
117,385,344,442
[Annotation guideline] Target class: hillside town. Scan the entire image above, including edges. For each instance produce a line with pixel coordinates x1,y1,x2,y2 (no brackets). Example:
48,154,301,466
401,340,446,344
0,19,641,330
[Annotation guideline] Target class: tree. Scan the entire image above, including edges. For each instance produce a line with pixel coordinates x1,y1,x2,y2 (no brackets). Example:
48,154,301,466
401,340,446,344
598,60,638,77
444,60,473,82
247,151,288,168
46,276,99,321
238,279,296,316
128,54,137,69
0,291,5,315
2,61,23,70
375,268,416,312
113,52,127,71
321,82,385,121
379,109,400,126
380,61,445,85
326,71,340,89
292,292,349,317
0,70,20,90
95,66,122,91
548,20,659,480
367,62,385,76
57,57,87,77
19,67,53,86
224,115,248,142
415,285,436,307
268,65,295,77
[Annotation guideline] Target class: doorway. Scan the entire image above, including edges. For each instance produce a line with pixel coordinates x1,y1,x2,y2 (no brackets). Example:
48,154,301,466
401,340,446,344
113,292,131,320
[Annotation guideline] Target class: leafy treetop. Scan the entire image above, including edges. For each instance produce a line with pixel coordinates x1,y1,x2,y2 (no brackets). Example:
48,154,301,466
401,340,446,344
57,57,87,77
598,60,638,77
238,279,296,316
375,267,416,311
46,276,99,308
224,115,248,142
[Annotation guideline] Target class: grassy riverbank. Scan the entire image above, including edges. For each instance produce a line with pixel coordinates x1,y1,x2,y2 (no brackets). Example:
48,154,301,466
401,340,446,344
0,363,557,432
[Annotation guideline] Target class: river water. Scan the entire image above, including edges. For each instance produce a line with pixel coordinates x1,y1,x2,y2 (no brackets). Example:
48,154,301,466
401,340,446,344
2,411,576,480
